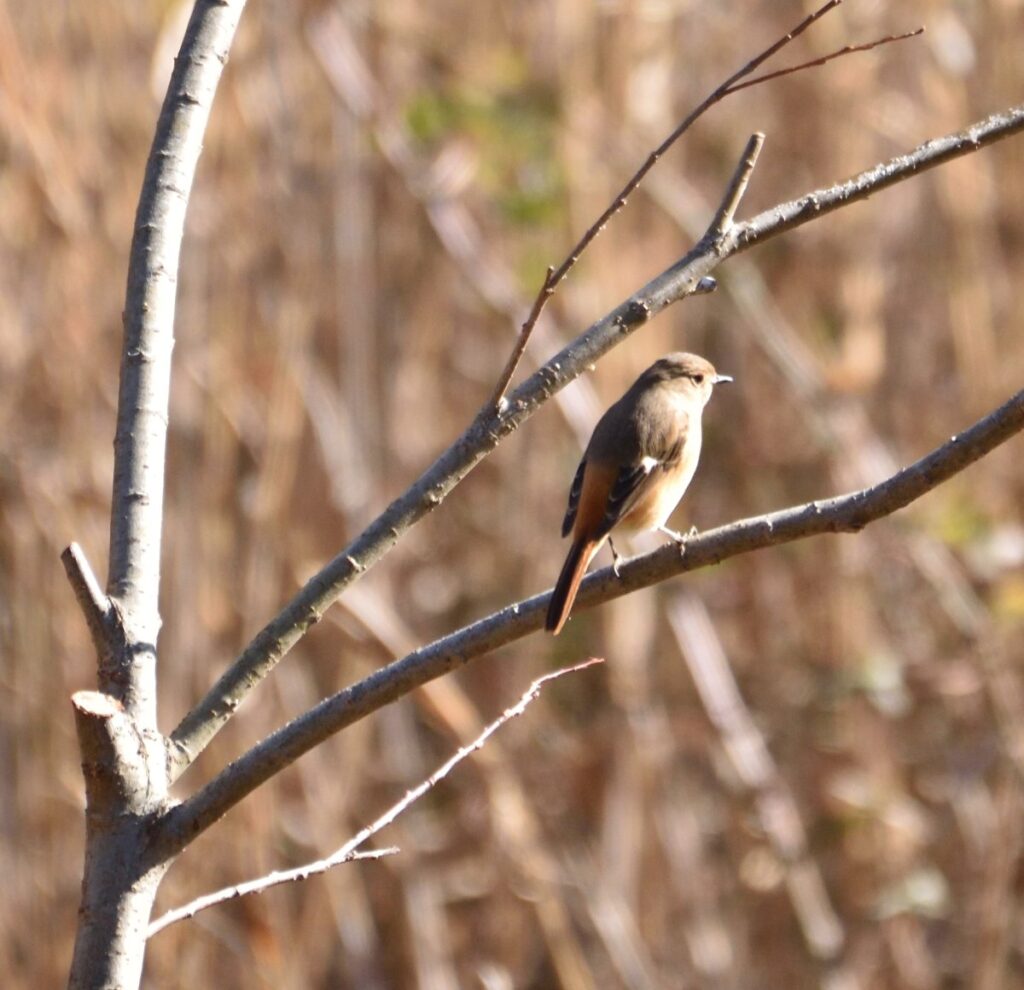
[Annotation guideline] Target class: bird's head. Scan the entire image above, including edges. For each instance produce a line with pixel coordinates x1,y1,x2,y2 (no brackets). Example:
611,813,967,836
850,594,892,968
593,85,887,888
647,352,733,405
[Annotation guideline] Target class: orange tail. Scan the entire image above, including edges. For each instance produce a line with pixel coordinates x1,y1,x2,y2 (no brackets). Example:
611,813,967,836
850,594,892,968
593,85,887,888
545,538,601,635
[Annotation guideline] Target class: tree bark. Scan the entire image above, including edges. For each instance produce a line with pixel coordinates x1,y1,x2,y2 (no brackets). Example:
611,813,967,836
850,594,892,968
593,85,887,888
65,1,246,986
67,694,172,989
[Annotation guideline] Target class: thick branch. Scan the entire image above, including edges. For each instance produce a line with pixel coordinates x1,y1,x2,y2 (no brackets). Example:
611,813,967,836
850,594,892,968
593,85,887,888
68,693,172,990
72,692,167,817
105,0,246,724
167,103,1024,779
155,386,1024,852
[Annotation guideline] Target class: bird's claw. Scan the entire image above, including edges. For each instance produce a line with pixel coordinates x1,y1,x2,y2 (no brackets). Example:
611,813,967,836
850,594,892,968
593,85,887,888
608,537,625,578
657,525,695,553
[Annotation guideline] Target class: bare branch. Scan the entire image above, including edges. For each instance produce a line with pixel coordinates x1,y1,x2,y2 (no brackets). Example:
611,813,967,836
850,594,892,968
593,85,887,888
156,386,1024,852
104,0,247,726
150,660,601,935
668,595,846,963
729,105,1024,254
69,692,171,986
166,103,1024,781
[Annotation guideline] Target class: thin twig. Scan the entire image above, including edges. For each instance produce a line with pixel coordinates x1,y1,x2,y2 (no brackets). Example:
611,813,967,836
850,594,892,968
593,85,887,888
725,28,925,94
486,0,850,409
155,384,1024,853
165,103,1024,782
146,849,397,939
149,658,602,936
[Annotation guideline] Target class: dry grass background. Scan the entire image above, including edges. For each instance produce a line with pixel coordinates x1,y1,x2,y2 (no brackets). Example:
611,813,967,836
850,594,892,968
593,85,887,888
2,0,1024,986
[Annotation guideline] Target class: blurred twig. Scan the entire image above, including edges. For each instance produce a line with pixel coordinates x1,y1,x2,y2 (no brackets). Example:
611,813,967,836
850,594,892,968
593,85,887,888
307,7,604,445
668,594,848,969
156,383,1024,852
148,659,602,938
167,102,1024,780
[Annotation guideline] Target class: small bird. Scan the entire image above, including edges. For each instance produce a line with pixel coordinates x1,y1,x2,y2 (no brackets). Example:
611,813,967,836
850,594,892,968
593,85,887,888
545,352,732,635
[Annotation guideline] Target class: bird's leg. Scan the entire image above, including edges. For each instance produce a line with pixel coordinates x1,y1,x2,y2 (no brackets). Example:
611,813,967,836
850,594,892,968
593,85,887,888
608,537,625,577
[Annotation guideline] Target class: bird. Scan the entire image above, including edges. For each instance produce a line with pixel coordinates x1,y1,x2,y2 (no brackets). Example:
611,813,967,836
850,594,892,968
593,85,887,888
545,352,732,635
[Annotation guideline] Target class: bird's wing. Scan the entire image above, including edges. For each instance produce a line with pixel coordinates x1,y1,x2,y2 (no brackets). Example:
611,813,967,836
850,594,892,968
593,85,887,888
560,458,586,538
591,423,687,539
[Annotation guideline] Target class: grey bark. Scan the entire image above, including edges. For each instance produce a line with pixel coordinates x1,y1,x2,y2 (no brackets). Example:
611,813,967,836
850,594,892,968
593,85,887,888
66,1,246,987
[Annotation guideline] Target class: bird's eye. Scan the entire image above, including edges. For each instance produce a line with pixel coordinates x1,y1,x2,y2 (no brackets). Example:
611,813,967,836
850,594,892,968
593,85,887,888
691,373,704,384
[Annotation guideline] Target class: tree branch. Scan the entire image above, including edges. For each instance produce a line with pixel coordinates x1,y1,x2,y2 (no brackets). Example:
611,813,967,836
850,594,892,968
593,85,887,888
167,103,1024,780
105,0,247,726
66,3,248,986
156,385,1024,853
731,105,1024,254
165,125,761,776
149,659,600,936
146,849,398,939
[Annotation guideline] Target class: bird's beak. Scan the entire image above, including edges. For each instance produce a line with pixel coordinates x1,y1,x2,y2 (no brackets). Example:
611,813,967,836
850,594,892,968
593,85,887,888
713,373,734,385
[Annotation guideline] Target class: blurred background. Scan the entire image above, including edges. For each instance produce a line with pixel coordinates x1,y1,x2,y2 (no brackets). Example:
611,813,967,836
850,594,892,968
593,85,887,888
2,0,1024,986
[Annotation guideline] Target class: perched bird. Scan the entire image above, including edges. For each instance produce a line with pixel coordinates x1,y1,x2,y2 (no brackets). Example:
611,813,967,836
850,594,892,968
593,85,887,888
545,352,732,635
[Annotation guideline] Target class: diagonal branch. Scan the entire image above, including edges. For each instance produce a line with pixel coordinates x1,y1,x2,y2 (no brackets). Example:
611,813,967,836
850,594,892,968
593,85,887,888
148,659,601,937
155,385,1024,853
167,103,1024,780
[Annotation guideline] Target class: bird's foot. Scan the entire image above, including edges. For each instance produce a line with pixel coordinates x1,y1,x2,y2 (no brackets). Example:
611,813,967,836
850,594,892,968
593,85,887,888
608,537,625,578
